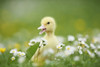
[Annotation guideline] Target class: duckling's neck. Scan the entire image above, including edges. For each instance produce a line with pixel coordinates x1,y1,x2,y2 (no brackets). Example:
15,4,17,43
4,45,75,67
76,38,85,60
45,31,55,37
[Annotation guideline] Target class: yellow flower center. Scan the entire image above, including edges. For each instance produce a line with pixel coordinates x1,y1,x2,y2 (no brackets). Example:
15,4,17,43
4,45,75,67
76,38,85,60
18,53,21,56
58,46,61,48
11,57,15,61
82,44,85,48
12,51,15,53
67,47,70,50
22,53,24,55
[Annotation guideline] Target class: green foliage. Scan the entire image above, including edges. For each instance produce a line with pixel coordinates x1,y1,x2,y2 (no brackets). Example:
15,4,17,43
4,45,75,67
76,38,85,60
25,42,39,62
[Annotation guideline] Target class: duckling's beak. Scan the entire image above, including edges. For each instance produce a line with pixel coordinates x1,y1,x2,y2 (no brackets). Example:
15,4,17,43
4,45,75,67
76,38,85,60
38,25,46,34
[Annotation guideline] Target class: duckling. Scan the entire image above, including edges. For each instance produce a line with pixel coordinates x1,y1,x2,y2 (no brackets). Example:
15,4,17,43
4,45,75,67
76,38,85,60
38,17,59,50
32,17,59,65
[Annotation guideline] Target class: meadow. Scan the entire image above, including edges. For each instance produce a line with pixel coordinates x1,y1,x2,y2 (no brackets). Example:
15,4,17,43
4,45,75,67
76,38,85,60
0,0,100,67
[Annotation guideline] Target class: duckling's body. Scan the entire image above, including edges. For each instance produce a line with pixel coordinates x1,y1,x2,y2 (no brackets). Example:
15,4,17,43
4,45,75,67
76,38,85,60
44,32,59,50
32,17,59,66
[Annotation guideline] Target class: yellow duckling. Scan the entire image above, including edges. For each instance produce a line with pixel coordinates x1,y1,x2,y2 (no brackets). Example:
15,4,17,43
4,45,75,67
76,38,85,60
38,16,59,50
32,17,59,66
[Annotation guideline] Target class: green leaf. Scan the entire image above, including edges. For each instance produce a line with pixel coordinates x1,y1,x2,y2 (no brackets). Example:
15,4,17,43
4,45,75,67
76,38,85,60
25,42,39,62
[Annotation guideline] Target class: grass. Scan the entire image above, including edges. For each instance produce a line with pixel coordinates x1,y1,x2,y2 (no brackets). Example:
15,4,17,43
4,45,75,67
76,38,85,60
0,0,100,67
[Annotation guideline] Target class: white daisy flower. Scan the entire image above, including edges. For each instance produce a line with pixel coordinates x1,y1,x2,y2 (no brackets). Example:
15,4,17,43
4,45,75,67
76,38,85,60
79,41,89,48
20,52,25,56
39,38,48,47
28,42,34,46
41,38,47,43
30,39,37,43
94,49,97,53
92,37,99,43
84,43,89,48
56,45,62,49
68,35,75,41
18,56,26,63
41,38,48,46
35,36,41,42
59,42,65,46
11,56,15,61
73,56,80,61
17,51,22,57
95,51,100,57
78,37,87,42
10,49,18,56
28,39,36,46
43,48,54,56
77,46,83,54
77,46,82,50
10,49,17,54
56,42,65,49
17,51,26,57
73,41,79,46
90,53,95,58
65,46,75,56
79,50,83,54
28,37,41,46
55,51,66,58
87,50,95,58
43,42,48,46
39,41,43,47
90,43,96,49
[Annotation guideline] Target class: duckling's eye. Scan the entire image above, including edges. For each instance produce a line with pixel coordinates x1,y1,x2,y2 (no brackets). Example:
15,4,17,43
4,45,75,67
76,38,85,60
47,22,50,24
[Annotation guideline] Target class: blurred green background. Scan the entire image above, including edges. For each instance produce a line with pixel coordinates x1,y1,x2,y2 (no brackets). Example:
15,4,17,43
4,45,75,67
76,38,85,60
0,1,100,67
0,0,100,41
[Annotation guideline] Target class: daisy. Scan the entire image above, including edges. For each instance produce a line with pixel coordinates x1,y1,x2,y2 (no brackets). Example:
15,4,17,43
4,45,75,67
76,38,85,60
41,38,47,43
39,38,48,47
56,45,62,49
10,49,17,54
59,42,65,47
87,50,95,58
79,50,83,54
77,46,83,54
43,41,48,46
10,49,18,56
55,51,65,58
28,39,37,46
11,56,15,61
65,46,75,56
56,42,65,49
78,37,87,42
73,56,80,61
17,51,22,57
18,56,26,63
28,42,34,46
79,41,89,48
90,43,96,49
68,35,75,42
96,51,100,57
43,48,54,56
20,52,26,56
77,46,82,50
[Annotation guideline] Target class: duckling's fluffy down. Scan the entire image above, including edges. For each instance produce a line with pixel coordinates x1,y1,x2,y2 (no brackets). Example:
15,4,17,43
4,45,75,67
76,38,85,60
32,17,59,65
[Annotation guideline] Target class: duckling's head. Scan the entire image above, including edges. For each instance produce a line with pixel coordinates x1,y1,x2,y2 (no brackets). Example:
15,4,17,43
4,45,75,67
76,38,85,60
38,17,56,34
